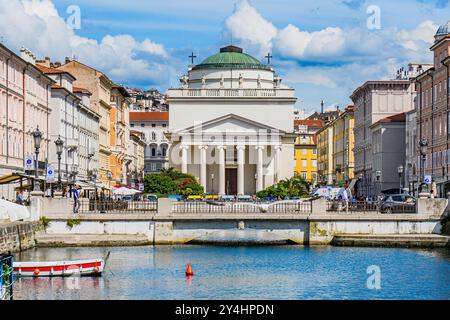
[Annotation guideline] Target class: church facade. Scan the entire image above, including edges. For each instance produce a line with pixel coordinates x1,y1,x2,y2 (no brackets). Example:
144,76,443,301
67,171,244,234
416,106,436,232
166,45,297,195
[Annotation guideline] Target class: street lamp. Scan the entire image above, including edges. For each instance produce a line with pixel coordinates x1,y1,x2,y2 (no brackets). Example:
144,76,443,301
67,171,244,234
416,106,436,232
71,163,78,184
55,135,64,192
211,173,215,194
107,170,113,188
397,165,404,194
32,126,43,192
419,138,428,193
375,170,381,194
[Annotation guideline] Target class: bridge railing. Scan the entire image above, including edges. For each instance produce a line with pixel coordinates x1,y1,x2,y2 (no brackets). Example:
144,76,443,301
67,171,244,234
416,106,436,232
171,201,312,214
77,200,157,214
326,200,417,214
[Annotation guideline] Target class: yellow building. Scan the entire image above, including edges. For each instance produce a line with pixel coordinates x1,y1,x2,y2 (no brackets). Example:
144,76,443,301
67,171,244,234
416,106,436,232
294,120,323,185
59,60,114,185
109,86,131,185
317,106,354,186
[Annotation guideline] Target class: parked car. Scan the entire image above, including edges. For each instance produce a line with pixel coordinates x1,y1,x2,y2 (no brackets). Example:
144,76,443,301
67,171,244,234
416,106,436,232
146,194,158,201
380,194,416,213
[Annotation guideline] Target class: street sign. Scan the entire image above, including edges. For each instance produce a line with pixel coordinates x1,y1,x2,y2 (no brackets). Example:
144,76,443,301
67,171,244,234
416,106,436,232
138,183,144,191
423,175,432,184
46,165,55,183
24,154,34,170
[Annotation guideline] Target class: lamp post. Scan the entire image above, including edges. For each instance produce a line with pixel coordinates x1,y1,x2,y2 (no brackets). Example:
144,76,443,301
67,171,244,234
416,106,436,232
55,135,64,193
107,170,113,189
397,165,404,194
32,126,43,192
71,163,78,186
211,173,215,194
419,138,428,193
375,170,381,195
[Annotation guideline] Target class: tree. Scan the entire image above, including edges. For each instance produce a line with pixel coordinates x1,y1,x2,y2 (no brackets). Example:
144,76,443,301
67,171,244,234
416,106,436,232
144,174,179,196
256,176,310,199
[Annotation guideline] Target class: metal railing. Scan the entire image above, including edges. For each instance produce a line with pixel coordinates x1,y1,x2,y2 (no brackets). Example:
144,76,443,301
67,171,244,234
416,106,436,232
78,200,157,213
326,200,417,214
0,255,14,301
172,201,312,214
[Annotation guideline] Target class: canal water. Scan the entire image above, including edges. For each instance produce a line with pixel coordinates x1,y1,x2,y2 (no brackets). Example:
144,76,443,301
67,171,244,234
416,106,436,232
13,246,450,300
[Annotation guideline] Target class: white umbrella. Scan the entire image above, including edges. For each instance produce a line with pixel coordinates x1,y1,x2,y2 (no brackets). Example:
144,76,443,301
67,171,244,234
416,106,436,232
112,187,141,195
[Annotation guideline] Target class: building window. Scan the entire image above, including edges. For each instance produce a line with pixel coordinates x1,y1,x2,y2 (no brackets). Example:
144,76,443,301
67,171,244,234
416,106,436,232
152,132,156,140
130,123,135,127
312,159,317,168
151,147,156,157
152,124,156,127
162,124,167,128
301,159,307,167
302,149,307,155
141,123,145,127
301,172,307,179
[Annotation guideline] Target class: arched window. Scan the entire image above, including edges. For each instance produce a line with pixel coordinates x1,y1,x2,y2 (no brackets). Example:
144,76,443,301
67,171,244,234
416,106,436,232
152,131,156,140
151,147,156,157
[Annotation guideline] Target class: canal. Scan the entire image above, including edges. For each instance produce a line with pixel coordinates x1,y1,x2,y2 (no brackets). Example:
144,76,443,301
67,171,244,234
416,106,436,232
13,246,450,300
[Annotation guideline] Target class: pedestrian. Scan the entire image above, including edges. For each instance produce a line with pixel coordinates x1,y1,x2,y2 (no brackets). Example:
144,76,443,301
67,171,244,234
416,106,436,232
16,190,24,205
73,185,80,214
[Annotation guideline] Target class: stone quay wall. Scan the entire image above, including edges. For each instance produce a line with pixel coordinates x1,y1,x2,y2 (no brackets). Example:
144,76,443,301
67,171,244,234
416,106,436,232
0,222,39,254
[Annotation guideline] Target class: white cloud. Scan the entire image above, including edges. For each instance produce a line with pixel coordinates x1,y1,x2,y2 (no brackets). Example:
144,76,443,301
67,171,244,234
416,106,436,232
224,0,438,63
0,0,170,85
224,0,277,56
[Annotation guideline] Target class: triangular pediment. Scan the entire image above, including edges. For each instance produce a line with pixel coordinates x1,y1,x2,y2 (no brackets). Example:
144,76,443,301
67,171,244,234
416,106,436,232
174,113,284,134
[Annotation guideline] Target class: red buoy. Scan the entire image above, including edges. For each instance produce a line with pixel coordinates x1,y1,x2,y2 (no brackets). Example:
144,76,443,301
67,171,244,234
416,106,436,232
185,263,194,276
33,268,40,276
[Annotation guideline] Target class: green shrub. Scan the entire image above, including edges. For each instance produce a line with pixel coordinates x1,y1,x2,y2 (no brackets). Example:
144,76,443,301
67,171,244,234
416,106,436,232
39,216,51,232
66,218,81,229
256,176,310,199
144,174,180,196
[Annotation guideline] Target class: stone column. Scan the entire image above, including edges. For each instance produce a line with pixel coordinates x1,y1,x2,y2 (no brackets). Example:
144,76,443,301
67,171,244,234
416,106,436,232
256,146,264,192
199,145,208,192
180,145,189,173
218,146,226,195
274,145,282,182
237,145,245,195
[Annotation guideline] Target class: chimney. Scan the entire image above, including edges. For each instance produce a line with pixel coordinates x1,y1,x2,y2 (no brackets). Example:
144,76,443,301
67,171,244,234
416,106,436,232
20,47,36,65
65,57,71,64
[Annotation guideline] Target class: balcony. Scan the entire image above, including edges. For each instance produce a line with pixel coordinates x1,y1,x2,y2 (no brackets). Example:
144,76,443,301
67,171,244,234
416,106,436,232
167,88,296,99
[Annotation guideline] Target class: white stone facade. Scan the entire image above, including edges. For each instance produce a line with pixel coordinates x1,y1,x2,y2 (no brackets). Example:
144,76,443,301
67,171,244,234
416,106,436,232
167,46,297,195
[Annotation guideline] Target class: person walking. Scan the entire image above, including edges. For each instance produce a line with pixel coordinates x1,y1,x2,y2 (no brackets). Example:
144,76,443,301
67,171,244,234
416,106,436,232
73,185,80,214
16,190,24,205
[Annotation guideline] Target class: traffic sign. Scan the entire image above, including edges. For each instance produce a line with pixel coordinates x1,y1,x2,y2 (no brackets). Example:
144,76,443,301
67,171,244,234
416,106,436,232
24,154,34,170
424,175,432,184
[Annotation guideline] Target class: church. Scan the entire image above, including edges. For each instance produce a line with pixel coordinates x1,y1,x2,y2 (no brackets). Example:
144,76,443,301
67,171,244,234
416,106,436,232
166,45,297,195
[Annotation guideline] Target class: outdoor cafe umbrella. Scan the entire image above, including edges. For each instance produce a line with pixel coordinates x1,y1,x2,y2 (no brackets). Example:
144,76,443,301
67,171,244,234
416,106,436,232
112,186,141,196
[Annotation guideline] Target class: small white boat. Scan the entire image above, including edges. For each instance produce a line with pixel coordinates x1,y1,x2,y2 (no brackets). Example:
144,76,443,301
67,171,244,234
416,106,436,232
14,258,105,277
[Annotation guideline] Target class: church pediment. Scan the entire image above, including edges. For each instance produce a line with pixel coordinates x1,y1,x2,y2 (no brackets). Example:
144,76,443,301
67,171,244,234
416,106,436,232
173,113,284,135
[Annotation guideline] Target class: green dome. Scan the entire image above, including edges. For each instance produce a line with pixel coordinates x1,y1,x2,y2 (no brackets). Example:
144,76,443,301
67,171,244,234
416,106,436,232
193,45,271,71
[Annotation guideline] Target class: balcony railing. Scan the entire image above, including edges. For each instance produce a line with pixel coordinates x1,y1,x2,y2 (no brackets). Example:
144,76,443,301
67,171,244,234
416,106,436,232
168,88,296,99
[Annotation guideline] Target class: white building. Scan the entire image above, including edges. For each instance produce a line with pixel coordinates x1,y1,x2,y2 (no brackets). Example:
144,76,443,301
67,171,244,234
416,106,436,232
405,109,419,194
73,86,100,182
371,113,407,195
130,111,169,174
36,64,81,187
166,45,297,195
350,80,416,197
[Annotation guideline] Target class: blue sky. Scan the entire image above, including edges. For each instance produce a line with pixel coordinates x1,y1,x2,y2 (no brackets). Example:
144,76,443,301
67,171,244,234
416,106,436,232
1,0,449,114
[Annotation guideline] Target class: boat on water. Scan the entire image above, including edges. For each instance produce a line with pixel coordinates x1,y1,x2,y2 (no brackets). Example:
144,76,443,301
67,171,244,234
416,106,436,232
13,252,109,277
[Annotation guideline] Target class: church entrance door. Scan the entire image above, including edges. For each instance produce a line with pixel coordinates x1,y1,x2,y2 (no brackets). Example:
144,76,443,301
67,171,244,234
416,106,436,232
225,168,238,195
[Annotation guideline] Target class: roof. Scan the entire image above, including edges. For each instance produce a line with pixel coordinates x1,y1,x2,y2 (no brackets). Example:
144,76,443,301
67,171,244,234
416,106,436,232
35,64,76,80
73,86,92,95
192,45,271,71
294,119,324,127
129,111,169,121
371,112,406,128
436,20,450,37
382,112,406,122
112,85,131,97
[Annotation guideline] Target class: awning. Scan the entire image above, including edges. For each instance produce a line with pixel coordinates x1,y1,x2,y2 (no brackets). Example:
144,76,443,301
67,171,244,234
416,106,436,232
0,174,24,185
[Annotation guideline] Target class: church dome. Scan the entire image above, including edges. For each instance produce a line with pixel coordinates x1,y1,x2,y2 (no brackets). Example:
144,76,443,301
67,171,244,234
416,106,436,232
435,21,450,40
193,45,271,71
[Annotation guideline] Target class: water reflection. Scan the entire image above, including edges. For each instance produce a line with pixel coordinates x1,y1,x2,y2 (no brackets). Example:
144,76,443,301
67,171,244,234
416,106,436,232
13,245,450,300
